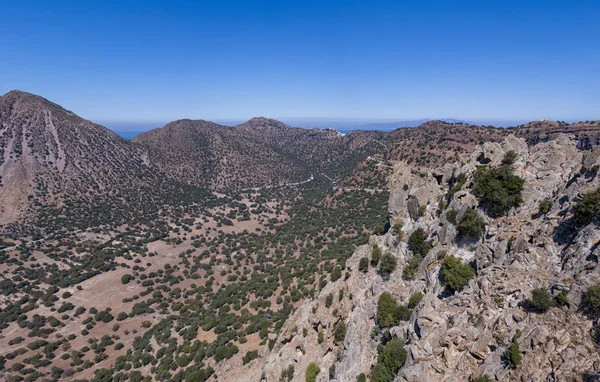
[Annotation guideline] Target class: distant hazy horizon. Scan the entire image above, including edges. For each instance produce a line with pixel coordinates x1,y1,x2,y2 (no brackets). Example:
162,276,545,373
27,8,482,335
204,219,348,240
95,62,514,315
103,117,576,139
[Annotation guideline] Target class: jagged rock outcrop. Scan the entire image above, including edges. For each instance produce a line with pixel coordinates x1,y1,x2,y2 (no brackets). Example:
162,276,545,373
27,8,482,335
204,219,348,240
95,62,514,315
260,134,600,381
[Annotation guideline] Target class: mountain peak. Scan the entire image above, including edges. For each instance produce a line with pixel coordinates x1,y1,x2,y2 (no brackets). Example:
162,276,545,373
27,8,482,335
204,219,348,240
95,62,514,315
1,90,72,115
237,117,290,130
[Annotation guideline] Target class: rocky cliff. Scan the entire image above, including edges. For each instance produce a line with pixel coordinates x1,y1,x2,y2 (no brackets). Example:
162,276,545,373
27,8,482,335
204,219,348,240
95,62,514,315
259,134,600,381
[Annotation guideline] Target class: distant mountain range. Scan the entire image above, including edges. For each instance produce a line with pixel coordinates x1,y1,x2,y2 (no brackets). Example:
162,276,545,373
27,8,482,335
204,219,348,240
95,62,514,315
102,118,530,138
2,89,599,232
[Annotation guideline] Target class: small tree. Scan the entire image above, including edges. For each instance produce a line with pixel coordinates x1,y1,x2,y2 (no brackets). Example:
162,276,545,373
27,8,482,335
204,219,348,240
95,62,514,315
392,222,403,238
373,225,385,235
574,187,600,226
334,321,346,343
582,285,600,318
380,338,407,374
537,199,552,215
377,292,398,328
503,340,522,369
441,255,475,293
325,293,334,308
408,228,430,257
370,363,392,382
306,362,320,382
529,288,555,313
472,163,525,217
331,266,342,282
371,247,381,266
501,150,518,165
121,274,133,284
380,253,397,277
359,257,369,273
457,208,485,240
408,292,424,309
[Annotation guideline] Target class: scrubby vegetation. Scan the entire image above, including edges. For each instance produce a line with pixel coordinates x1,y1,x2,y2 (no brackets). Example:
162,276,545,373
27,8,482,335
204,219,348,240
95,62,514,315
0,180,389,381
581,285,600,318
359,257,369,272
503,339,522,369
306,362,320,382
573,187,600,226
371,247,382,266
441,255,476,293
472,152,525,217
377,292,411,328
371,338,407,382
537,199,552,215
379,253,397,278
456,208,486,240
529,288,555,313
407,228,430,257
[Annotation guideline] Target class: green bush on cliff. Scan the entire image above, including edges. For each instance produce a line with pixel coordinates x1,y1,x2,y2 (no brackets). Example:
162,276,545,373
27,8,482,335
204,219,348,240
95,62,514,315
306,362,320,382
472,156,525,217
441,255,476,293
457,208,486,240
573,187,600,226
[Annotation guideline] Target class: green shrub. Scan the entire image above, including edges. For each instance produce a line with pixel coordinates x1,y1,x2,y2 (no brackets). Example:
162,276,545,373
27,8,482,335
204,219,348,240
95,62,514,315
242,350,259,365
392,223,403,237
402,252,424,280
503,340,522,369
377,292,410,328
582,285,600,318
380,253,397,277
281,365,294,381
357,373,367,382
441,255,475,293
121,274,133,284
529,288,555,313
446,209,458,225
377,292,398,327
407,292,424,309
457,208,485,240
380,338,407,374
334,321,346,343
447,172,467,198
554,291,569,307
373,225,385,235
331,266,342,282
473,374,493,382
359,258,369,273
472,163,524,217
306,362,320,382
214,343,238,361
371,362,392,382
537,199,552,215
371,247,382,266
574,187,600,226
371,338,407,382
325,293,334,308
407,228,430,257
502,150,518,165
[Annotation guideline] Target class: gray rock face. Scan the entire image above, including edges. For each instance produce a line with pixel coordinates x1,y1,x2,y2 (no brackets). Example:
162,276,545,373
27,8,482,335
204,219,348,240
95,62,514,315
260,135,600,382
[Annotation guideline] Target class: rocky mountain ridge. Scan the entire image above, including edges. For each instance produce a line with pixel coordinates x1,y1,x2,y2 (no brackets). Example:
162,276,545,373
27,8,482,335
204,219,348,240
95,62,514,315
133,117,384,191
256,133,600,381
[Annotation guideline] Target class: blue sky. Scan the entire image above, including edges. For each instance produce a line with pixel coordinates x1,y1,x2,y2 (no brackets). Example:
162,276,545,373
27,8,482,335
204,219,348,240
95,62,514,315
1,0,599,126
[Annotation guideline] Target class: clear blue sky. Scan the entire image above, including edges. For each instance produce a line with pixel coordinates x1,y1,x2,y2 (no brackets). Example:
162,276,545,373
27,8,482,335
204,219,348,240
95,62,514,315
1,0,599,125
